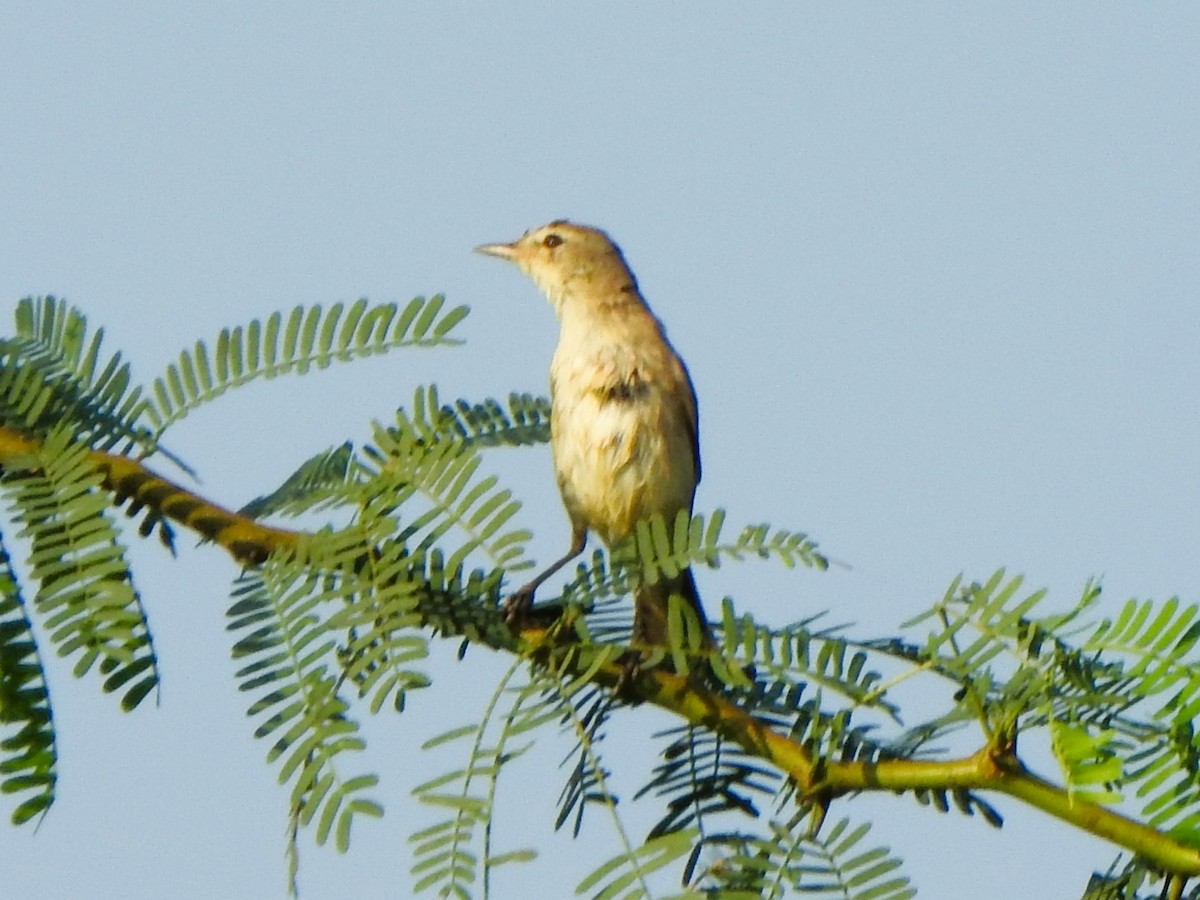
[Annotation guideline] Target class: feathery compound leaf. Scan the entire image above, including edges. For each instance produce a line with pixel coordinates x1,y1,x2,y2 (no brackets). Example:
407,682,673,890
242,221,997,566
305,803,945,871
556,687,619,837
1087,597,1200,703
2,426,159,710
239,442,358,521
410,662,537,897
563,511,827,617
145,296,469,433
361,395,534,573
3,297,155,454
901,570,1058,697
326,542,430,716
576,828,698,900
1050,718,1123,805
1074,595,1200,839
0,533,57,826
1081,857,1158,900
638,726,780,838
391,385,550,451
442,392,551,448
226,545,382,855
789,817,915,899
235,388,549,531
232,385,544,581
718,603,895,717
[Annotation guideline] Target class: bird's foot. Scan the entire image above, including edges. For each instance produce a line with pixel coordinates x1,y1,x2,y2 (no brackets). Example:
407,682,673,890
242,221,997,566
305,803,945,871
501,584,565,631
501,584,536,627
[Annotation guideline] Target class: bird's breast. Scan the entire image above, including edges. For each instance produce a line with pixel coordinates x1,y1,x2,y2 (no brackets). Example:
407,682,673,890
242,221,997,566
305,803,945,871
549,340,696,546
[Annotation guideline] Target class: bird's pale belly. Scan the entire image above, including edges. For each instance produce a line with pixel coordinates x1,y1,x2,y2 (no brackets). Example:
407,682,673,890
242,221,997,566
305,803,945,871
551,390,695,547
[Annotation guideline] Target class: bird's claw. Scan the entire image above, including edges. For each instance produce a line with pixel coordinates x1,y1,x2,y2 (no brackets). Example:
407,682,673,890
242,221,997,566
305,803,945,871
502,586,566,631
502,585,536,628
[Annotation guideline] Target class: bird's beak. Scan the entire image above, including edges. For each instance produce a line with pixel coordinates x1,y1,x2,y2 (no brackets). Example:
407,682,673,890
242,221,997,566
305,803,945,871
474,241,518,261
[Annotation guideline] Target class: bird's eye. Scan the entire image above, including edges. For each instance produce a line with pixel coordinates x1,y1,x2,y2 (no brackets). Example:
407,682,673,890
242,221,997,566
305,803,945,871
542,233,564,249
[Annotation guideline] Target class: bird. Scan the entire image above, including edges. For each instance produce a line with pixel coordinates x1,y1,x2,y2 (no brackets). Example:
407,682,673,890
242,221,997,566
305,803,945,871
475,220,713,654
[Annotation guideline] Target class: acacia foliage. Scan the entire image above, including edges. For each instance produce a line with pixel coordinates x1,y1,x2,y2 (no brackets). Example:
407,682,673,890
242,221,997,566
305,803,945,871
1,296,1197,899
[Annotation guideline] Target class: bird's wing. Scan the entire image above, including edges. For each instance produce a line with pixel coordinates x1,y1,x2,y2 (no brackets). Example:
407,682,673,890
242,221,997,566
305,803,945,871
671,354,701,485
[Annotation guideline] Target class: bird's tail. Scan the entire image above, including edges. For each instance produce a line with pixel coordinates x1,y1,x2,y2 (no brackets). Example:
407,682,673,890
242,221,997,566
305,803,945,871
633,567,714,651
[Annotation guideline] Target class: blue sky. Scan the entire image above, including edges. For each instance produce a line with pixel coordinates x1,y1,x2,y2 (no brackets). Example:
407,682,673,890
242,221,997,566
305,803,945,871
2,4,1198,898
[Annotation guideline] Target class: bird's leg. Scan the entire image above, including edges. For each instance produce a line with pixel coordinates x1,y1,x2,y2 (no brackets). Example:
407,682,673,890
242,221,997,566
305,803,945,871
502,527,587,627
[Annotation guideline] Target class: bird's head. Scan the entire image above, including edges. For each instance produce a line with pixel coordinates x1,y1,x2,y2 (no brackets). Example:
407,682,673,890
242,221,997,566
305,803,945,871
475,220,638,315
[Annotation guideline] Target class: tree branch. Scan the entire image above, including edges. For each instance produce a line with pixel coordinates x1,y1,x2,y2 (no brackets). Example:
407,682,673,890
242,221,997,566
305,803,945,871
0,425,297,564
524,633,1200,877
